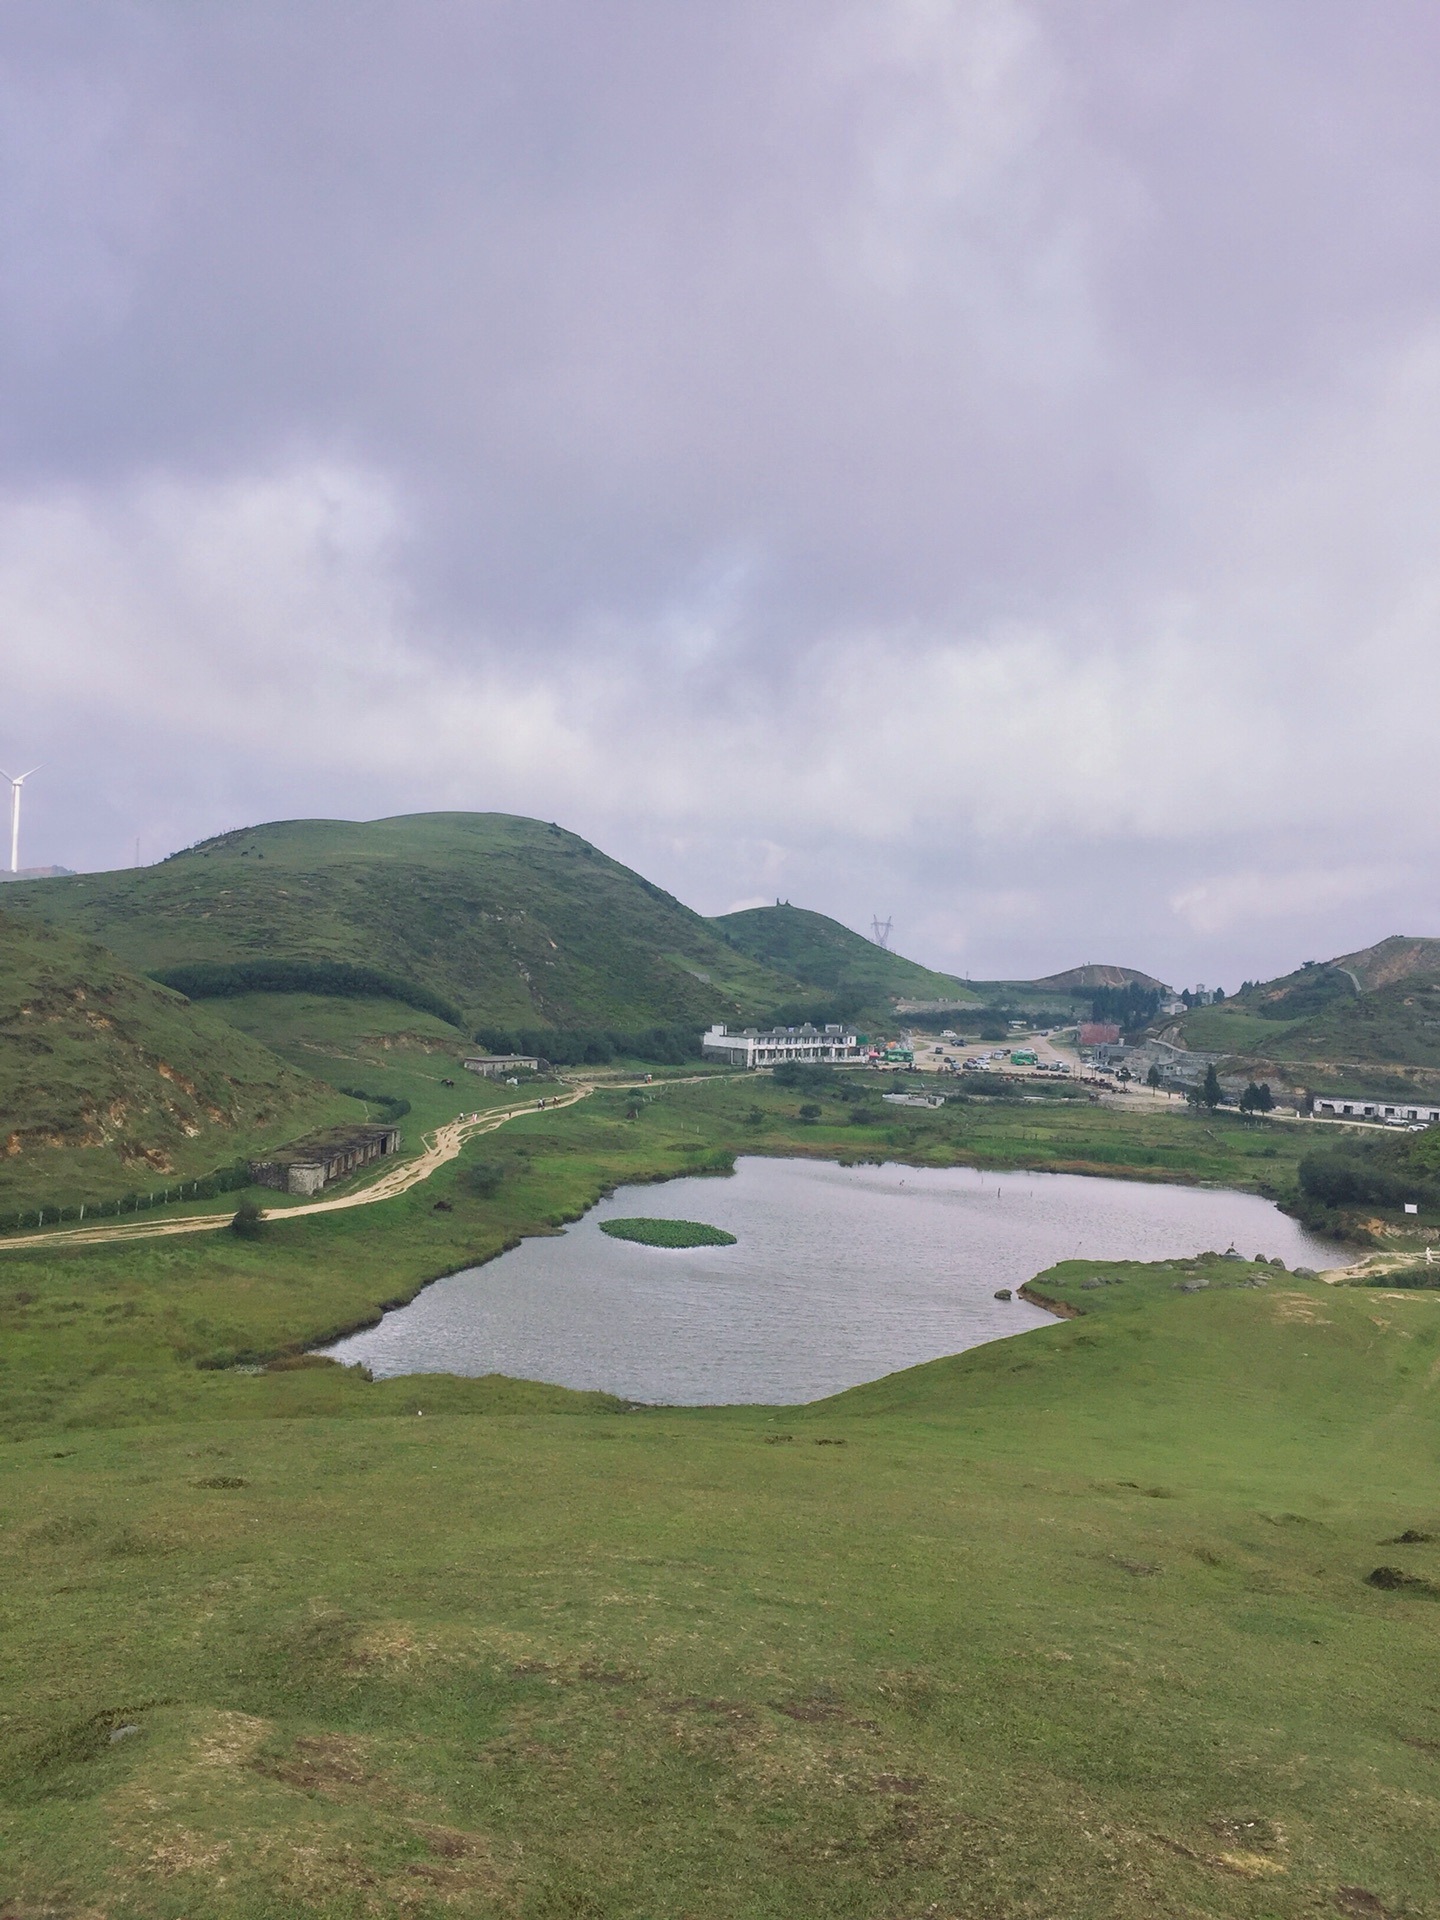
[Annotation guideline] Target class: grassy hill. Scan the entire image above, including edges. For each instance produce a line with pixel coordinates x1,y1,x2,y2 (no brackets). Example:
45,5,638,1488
710,903,978,1010
0,907,353,1212
1176,935,1440,1094
1333,933,1440,990
2,814,811,1039
1031,961,1169,992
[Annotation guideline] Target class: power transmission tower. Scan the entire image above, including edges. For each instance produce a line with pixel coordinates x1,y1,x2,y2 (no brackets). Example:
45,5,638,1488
870,915,893,950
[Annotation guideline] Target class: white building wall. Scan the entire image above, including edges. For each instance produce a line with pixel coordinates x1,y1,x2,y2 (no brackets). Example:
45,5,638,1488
701,1024,863,1069
1313,1097,1440,1123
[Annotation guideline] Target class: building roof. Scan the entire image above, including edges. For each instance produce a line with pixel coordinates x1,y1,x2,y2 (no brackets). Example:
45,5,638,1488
706,1022,852,1040
253,1122,398,1166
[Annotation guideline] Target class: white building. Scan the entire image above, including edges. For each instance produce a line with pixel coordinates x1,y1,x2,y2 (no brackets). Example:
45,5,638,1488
1313,1095,1440,1124
702,1022,863,1069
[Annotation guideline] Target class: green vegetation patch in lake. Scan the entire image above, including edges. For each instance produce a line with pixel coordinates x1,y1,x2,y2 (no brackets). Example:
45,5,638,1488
599,1215,737,1248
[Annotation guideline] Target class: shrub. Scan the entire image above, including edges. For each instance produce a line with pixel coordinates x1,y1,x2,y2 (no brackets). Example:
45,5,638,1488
459,1160,504,1199
772,1062,836,1093
338,1086,412,1121
1299,1149,1413,1210
230,1200,266,1239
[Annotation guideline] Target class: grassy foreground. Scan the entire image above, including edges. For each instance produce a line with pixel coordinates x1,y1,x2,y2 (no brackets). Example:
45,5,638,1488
5,1260,1440,1917
3,1084,1438,1916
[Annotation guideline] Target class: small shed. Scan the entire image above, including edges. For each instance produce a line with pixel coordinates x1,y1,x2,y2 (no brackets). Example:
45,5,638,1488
249,1123,401,1197
463,1054,541,1077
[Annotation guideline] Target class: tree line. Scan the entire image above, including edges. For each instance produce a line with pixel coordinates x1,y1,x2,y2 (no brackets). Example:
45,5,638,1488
152,958,465,1029
472,1023,702,1067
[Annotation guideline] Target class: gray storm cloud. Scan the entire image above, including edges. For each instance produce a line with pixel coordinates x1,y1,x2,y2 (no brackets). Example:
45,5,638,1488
4,0,1440,983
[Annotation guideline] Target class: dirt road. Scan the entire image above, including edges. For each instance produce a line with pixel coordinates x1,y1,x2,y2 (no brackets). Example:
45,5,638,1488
0,1084,595,1254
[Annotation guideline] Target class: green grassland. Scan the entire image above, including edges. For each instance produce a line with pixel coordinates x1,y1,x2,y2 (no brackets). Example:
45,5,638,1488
0,1080,1318,1437
0,908,355,1213
1173,1004,1306,1055
3,813,812,1034
7,1077,1439,1916
199,989,468,1059
5,1236,1439,1913
712,1071,1306,1190
711,903,978,1010
206,991,499,1135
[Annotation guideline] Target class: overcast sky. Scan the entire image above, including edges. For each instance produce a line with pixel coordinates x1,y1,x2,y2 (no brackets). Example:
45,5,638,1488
4,2,1440,986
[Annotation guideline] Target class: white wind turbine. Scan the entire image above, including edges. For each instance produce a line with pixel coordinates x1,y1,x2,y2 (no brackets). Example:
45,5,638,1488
0,766,39,875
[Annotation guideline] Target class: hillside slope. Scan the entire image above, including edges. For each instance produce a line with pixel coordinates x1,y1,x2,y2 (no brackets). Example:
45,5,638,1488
0,908,351,1209
1176,935,1440,1093
3,814,808,1035
1031,962,1169,992
1332,933,1440,991
710,903,977,1009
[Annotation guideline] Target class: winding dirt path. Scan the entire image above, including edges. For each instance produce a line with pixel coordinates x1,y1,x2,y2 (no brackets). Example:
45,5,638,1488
0,1083,596,1254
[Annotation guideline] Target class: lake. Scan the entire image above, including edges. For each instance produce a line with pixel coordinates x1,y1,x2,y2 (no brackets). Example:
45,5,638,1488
324,1156,1340,1404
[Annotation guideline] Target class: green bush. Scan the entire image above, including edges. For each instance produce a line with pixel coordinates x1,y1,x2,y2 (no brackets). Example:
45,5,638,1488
337,1086,412,1121
772,1062,837,1093
459,1160,505,1199
230,1200,266,1239
1299,1147,1424,1210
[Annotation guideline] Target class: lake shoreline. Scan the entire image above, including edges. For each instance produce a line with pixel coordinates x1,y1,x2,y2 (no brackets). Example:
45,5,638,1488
323,1152,1340,1404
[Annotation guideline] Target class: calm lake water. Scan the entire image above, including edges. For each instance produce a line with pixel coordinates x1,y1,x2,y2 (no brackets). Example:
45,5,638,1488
324,1156,1339,1404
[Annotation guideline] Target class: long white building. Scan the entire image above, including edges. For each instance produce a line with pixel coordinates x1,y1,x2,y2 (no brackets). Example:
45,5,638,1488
1313,1095,1440,1124
702,1022,863,1069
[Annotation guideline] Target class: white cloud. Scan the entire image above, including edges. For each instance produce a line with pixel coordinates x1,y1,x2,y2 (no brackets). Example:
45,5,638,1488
1169,867,1406,938
6,4,1440,984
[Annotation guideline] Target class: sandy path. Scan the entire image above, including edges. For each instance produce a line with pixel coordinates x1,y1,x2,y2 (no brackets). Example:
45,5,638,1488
0,1083,596,1253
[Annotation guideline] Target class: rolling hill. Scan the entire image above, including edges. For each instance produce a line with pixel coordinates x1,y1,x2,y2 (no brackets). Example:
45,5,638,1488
1031,962,1169,993
709,904,978,1010
0,907,353,1211
1174,934,1440,1094
2,814,812,1038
